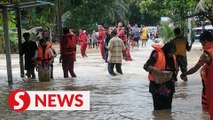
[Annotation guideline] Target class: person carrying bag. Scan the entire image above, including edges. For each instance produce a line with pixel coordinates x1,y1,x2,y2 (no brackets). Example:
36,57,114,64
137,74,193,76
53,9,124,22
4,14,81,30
144,42,178,110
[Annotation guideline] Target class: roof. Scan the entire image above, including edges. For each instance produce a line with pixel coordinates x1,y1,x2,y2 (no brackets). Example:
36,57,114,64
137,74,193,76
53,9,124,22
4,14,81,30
0,0,53,10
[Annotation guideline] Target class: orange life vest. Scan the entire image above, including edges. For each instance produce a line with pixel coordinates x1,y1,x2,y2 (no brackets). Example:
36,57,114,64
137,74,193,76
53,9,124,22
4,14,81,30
36,43,52,65
60,35,76,55
148,44,177,81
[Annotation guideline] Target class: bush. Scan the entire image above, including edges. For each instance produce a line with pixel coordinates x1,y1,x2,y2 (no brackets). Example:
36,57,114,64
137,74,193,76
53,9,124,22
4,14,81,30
0,31,19,54
158,23,174,43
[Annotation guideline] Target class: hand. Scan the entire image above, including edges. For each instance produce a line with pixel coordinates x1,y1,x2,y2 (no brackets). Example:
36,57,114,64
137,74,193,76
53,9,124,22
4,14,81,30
180,73,187,80
151,67,163,74
191,38,195,44
36,66,38,71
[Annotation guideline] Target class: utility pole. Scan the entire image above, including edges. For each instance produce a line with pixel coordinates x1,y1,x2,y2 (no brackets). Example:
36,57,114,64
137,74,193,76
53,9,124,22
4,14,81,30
3,7,13,84
16,7,25,78
187,17,192,44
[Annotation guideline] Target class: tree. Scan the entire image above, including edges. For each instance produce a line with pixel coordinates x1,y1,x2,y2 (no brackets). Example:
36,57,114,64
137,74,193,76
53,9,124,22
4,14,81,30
195,0,213,25
137,0,195,33
0,11,19,53
62,0,131,33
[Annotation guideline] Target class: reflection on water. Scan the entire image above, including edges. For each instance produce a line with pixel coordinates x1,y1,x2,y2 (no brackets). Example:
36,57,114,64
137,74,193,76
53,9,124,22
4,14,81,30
152,110,173,120
0,42,210,120
174,81,188,100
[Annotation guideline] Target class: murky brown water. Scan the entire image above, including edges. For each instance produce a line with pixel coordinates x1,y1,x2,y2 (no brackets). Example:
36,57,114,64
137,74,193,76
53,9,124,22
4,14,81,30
0,41,210,120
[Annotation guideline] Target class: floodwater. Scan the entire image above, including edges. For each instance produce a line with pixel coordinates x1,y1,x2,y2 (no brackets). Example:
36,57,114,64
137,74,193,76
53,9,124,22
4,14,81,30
0,40,210,120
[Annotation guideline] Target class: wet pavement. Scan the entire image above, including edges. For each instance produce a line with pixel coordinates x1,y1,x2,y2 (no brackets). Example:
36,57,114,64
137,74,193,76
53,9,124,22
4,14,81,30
0,40,210,120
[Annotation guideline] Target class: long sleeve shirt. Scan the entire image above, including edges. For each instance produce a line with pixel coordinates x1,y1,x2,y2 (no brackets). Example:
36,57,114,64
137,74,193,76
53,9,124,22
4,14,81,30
107,36,125,63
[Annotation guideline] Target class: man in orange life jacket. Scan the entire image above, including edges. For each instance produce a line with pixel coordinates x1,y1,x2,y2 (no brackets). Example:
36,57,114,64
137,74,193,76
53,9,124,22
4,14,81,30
78,28,87,57
144,42,177,110
60,27,77,78
35,38,54,81
181,31,213,118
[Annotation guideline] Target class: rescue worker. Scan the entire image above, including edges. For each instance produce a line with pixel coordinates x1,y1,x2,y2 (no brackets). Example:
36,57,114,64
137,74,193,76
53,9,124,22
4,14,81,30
117,22,132,61
144,42,177,110
35,38,54,82
60,27,77,78
98,25,106,60
181,31,213,117
117,22,127,44
79,28,87,57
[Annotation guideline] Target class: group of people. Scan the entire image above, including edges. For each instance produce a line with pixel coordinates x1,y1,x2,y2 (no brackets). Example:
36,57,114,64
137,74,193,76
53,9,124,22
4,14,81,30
60,22,132,77
144,27,213,119
20,23,213,119
75,23,150,62
127,24,149,48
21,31,56,82
20,22,134,81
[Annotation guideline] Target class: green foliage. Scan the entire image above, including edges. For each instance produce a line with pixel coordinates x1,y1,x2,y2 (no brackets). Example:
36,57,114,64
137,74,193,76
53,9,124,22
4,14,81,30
158,23,174,43
137,0,213,27
196,0,213,25
0,11,18,53
21,5,56,30
1,0,156,53
61,0,131,33
137,0,195,32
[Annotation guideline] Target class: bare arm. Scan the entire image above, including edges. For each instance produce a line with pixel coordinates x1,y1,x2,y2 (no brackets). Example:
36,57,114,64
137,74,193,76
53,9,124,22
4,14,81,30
184,61,203,75
186,38,194,51
181,54,206,78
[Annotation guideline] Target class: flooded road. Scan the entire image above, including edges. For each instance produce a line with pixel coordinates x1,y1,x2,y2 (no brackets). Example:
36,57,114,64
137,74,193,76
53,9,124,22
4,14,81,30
0,41,210,120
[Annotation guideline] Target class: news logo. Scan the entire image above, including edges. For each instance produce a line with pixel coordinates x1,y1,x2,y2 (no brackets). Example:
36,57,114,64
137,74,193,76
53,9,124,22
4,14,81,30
8,89,90,112
8,89,30,112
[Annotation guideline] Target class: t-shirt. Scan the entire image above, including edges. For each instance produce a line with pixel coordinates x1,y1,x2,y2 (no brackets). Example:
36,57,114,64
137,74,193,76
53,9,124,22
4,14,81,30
141,27,147,40
172,36,190,56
